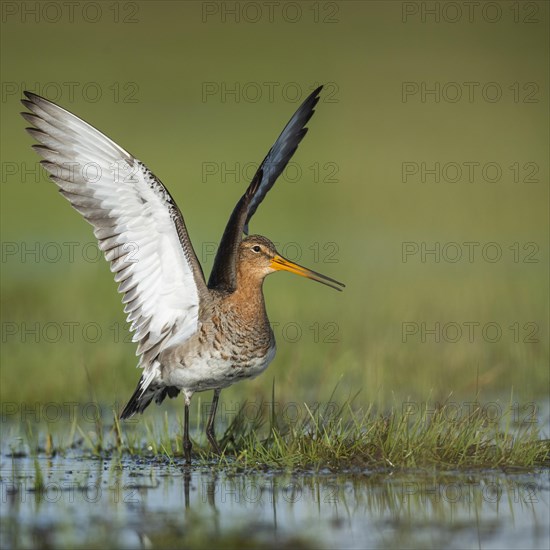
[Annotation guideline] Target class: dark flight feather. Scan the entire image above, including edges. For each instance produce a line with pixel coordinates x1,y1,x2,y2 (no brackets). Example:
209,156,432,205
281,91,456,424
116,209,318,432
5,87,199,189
208,85,323,292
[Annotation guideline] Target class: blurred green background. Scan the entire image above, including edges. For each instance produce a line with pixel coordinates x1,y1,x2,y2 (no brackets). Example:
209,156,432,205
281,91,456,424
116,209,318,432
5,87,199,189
1,1,548,419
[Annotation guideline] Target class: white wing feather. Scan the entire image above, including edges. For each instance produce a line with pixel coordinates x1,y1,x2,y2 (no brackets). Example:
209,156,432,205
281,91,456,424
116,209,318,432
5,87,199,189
22,93,206,393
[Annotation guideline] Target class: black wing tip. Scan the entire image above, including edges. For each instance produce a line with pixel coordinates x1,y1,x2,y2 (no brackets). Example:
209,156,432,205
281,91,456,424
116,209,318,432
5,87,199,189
120,399,139,420
286,85,323,123
31,143,54,153
309,84,323,98
20,97,45,119
22,90,43,107
292,87,322,124
306,84,323,107
120,379,180,420
20,111,36,122
25,126,44,136
20,99,34,111
22,91,64,113
23,90,51,104
120,382,146,419
242,85,324,231
119,408,135,420
295,85,324,128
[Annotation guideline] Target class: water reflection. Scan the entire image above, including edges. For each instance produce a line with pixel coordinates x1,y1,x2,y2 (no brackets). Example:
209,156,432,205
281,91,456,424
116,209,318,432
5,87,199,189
1,455,548,549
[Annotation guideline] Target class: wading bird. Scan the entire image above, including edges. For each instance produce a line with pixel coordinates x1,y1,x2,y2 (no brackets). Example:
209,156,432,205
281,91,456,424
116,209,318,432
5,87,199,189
22,86,344,461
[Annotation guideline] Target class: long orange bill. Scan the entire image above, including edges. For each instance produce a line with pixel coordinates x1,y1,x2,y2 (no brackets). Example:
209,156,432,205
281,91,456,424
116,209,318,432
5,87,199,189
270,255,345,291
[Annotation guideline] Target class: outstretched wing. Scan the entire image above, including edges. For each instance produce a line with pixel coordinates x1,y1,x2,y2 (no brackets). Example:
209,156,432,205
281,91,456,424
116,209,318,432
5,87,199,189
21,92,207,384
208,85,323,291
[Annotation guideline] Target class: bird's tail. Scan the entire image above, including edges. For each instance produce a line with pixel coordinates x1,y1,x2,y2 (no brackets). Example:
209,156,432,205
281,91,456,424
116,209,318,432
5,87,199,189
120,376,180,419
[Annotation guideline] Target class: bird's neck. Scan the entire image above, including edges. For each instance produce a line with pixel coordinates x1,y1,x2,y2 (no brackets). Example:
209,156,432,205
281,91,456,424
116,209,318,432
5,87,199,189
231,269,269,323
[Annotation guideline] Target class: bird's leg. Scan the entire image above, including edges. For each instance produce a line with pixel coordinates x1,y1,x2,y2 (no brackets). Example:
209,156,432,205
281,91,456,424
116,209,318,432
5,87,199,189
206,389,221,454
183,400,192,464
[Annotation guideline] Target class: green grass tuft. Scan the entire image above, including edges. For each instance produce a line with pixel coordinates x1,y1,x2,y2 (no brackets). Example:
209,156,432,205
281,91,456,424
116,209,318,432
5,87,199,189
6,394,548,471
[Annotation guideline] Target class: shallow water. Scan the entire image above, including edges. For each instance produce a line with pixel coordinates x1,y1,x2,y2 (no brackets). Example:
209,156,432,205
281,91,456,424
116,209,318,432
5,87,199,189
1,451,548,550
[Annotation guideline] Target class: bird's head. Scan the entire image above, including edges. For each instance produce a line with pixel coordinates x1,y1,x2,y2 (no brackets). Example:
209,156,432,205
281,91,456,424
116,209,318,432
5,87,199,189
238,235,344,291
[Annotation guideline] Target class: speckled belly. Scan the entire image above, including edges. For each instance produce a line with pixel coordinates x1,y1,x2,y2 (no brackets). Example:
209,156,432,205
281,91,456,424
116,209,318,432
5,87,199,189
163,340,277,393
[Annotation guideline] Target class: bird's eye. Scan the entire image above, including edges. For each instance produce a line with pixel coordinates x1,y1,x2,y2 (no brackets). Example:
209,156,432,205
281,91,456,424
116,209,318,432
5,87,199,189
252,245,261,253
